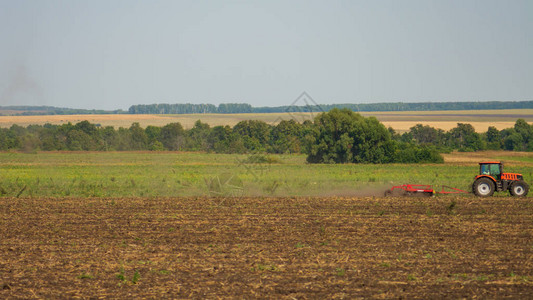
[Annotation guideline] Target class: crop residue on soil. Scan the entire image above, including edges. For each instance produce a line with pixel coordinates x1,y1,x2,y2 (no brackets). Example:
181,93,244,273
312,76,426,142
1,196,532,298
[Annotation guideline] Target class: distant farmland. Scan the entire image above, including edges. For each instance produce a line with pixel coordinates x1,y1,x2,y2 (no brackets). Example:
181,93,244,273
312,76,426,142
0,109,531,132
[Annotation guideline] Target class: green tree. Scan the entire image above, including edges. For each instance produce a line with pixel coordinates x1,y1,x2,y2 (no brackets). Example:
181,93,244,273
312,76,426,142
187,120,211,151
514,119,532,150
409,124,445,147
503,129,524,151
448,123,483,151
233,120,271,152
129,122,148,150
485,126,502,150
306,108,394,163
145,125,163,151
270,120,303,153
160,123,185,150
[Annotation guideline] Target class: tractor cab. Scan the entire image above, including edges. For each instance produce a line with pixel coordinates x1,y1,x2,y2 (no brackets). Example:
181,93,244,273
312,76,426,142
479,162,502,181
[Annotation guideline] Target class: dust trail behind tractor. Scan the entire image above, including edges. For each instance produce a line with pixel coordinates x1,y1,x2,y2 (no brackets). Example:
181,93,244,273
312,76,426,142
384,184,469,197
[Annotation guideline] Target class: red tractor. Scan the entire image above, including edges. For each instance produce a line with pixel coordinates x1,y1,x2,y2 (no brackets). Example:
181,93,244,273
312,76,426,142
472,161,529,197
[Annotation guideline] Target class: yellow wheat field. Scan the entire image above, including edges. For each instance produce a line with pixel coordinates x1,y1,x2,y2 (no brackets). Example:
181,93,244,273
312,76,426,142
0,109,531,132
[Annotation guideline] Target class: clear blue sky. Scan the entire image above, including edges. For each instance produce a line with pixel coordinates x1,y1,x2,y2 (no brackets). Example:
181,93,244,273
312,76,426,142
0,0,531,110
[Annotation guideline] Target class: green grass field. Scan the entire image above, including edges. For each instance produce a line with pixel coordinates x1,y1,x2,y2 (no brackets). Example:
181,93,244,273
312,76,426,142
1,151,532,198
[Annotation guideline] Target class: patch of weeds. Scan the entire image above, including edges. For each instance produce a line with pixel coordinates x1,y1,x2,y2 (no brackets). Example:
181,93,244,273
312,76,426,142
137,260,151,265
407,274,417,281
378,210,385,216
15,185,27,198
446,249,457,259
263,181,280,195
447,201,457,215
242,154,280,164
116,267,126,282
424,253,432,259
426,209,433,217
476,275,489,281
78,273,93,279
132,271,140,284
205,244,219,253
396,254,403,262
452,273,469,280
380,262,391,268
252,264,278,272
116,267,140,285
335,268,345,276
295,242,307,248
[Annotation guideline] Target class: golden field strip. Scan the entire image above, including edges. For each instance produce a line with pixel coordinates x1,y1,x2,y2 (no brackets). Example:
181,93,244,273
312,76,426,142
0,109,531,132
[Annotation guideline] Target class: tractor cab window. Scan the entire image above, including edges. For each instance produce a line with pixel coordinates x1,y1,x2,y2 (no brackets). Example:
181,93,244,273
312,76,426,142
489,164,501,176
481,164,490,175
481,164,501,179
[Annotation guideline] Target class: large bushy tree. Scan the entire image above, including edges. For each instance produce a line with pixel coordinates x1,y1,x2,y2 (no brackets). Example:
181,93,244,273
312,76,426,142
306,108,396,163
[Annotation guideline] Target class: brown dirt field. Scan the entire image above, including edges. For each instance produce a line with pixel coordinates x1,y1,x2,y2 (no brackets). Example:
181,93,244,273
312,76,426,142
1,196,532,298
0,109,530,132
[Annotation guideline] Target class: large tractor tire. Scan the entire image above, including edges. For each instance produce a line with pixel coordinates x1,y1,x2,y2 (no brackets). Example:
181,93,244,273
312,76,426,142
473,177,495,197
509,180,529,197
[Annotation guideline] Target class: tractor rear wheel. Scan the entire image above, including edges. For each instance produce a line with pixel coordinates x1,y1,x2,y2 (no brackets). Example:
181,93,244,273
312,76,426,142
473,178,495,197
510,180,529,197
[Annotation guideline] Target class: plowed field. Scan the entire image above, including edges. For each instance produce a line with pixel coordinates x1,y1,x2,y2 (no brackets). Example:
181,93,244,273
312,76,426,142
1,196,533,298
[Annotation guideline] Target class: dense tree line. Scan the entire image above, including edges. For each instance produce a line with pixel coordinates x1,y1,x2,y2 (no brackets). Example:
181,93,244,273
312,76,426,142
129,101,533,114
0,106,125,115
397,118,533,152
0,110,532,163
4,100,532,116
303,101,533,113
127,103,253,114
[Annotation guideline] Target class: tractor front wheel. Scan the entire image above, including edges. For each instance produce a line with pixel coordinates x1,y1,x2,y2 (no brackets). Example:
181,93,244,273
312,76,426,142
473,178,495,197
510,180,529,197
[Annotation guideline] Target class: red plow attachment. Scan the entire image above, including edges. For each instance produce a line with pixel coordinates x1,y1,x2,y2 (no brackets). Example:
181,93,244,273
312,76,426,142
385,184,470,197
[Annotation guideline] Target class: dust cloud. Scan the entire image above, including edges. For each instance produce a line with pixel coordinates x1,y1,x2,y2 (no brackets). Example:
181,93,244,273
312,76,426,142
0,64,43,106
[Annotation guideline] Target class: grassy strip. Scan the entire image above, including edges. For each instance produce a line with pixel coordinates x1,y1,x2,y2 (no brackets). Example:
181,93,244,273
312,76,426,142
0,151,532,198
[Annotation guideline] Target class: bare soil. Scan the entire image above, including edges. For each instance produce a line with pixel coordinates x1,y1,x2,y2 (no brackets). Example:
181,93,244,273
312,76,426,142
1,196,532,298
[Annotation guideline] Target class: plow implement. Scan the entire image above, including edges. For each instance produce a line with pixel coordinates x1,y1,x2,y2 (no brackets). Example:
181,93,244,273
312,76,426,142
385,184,470,197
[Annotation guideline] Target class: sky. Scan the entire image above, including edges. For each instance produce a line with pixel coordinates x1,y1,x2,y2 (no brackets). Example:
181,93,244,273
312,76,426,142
0,0,531,110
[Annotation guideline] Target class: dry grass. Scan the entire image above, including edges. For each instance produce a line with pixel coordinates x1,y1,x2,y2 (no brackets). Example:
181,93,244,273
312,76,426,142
442,150,533,165
0,109,530,132
382,121,518,132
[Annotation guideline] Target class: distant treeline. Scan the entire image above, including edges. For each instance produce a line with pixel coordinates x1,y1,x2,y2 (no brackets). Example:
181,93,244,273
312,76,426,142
1,109,533,163
0,106,125,116
3,100,533,116
128,100,533,114
127,103,253,114
271,100,533,113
